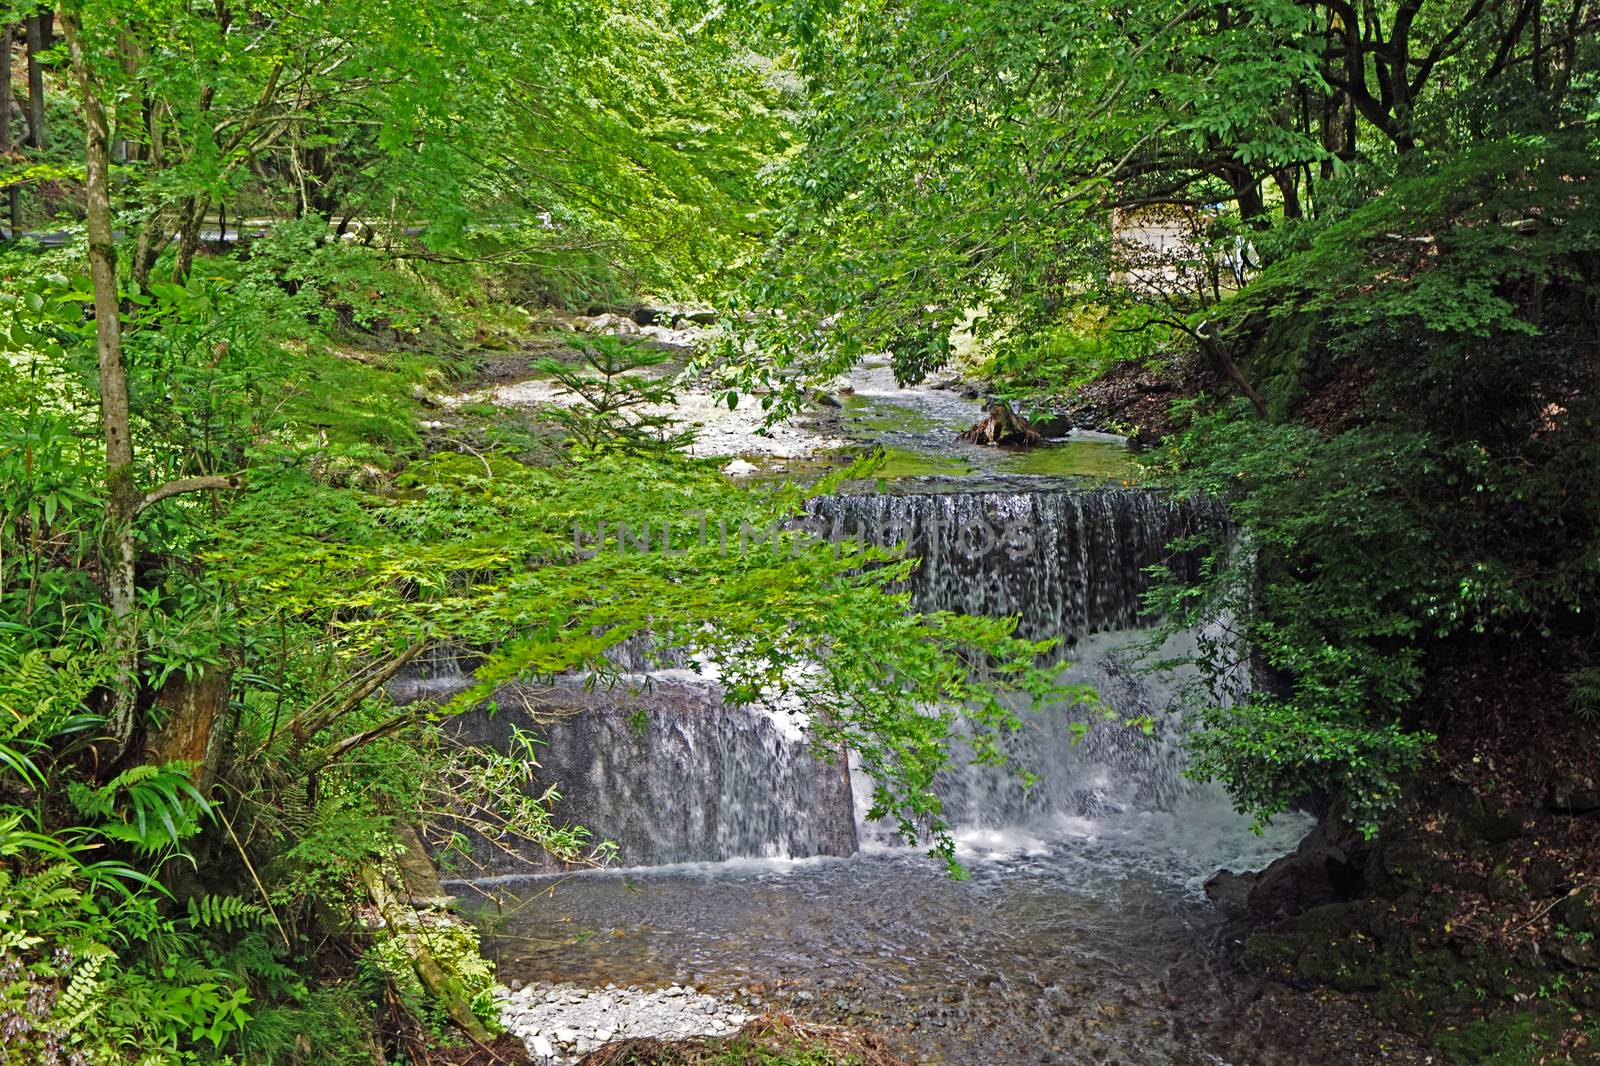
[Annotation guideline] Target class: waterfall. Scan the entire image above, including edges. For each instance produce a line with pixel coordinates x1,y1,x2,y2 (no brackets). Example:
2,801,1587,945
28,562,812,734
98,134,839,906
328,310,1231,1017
446,673,857,873
436,485,1231,870
806,487,1221,653
809,487,1232,843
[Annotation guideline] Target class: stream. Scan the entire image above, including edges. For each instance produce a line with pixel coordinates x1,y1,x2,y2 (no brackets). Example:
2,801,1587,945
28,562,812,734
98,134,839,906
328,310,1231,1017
441,349,1342,1064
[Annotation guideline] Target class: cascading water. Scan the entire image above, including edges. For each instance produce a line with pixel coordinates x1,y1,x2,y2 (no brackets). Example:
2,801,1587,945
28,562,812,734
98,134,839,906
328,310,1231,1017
809,484,1249,854
448,673,856,872
449,364,1326,1064
442,483,1237,871
805,484,1221,650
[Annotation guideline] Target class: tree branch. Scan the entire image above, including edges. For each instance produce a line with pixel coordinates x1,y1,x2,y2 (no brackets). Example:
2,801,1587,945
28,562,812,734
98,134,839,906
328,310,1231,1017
138,472,245,513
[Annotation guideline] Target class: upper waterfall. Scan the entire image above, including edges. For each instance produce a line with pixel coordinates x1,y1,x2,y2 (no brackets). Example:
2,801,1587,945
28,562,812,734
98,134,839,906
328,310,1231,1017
807,485,1221,653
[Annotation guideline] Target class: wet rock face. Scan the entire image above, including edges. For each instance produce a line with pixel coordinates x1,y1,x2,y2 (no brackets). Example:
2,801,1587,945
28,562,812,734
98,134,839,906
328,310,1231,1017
1231,773,1600,1037
1207,805,1370,921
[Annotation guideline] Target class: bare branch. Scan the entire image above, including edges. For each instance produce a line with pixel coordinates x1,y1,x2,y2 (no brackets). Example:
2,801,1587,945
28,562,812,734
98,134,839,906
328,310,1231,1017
138,472,245,513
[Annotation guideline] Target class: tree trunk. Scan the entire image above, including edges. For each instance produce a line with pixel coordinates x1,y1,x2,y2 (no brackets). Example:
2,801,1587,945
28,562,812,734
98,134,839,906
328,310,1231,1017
172,193,209,281
24,14,45,151
359,863,494,1043
63,6,141,746
1197,327,1268,418
130,94,166,290
1272,168,1302,221
148,666,234,790
1,23,19,235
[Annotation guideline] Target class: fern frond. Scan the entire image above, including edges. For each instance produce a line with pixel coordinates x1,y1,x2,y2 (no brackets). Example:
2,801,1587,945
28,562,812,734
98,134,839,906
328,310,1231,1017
57,948,113,1031
185,894,266,933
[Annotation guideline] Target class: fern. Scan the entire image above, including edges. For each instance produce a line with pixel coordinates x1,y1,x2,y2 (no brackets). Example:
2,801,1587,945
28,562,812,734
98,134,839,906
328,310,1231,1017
0,646,109,743
185,894,266,934
67,762,213,855
1569,667,1600,722
56,948,114,1031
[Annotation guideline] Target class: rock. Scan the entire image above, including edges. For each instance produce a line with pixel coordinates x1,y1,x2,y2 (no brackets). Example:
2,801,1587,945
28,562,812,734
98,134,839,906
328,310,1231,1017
1525,856,1568,897
685,309,717,326
575,312,640,335
1241,807,1368,920
1026,413,1075,438
1487,862,1527,904
1478,806,1536,844
1290,903,1385,991
811,390,843,409
721,458,758,476
499,979,752,1060
1554,889,1600,937
1204,869,1254,916
409,383,444,408
959,401,1042,447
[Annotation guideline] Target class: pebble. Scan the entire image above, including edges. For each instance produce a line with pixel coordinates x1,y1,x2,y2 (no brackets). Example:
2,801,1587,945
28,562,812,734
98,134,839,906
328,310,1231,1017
500,980,754,1065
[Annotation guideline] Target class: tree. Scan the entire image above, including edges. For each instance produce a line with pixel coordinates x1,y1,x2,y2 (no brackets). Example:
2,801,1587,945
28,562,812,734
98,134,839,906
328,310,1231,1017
721,0,1597,408
23,10,43,150
1,22,19,232
58,3,243,749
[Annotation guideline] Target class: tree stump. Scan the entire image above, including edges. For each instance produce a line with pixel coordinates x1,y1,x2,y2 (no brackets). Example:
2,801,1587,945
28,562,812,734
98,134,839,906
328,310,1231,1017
959,401,1042,446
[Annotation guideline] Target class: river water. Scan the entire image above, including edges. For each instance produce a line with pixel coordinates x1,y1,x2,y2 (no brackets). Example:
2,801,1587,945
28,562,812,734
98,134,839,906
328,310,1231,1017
446,355,1347,1064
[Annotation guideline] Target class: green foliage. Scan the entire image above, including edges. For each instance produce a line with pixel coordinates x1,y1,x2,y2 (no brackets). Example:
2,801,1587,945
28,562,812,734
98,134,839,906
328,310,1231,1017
535,337,694,455
1569,668,1600,723
1143,132,1600,828
184,895,266,936
363,919,500,1033
67,764,212,858
980,305,1180,396
1145,413,1443,827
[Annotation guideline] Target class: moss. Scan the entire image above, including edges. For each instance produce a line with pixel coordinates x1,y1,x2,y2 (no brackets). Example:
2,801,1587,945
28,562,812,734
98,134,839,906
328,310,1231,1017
1241,309,1332,420
1432,1011,1591,1066
1244,932,1302,975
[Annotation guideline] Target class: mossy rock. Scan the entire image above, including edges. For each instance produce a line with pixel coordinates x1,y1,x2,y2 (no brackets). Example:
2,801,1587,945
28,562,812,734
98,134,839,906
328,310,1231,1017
1555,889,1600,937
1293,903,1387,991
1243,932,1303,976
1433,1010,1591,1066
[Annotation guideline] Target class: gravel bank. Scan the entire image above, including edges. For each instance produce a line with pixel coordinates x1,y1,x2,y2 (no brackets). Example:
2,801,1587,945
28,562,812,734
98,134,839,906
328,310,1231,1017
498,981,753,1064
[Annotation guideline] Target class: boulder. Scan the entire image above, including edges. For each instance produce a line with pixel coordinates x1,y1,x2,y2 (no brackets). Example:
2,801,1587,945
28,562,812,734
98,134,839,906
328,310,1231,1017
1554,889,1600,937
1547,767,1600,814
1234,807,1370,920
1203,869,1254,916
